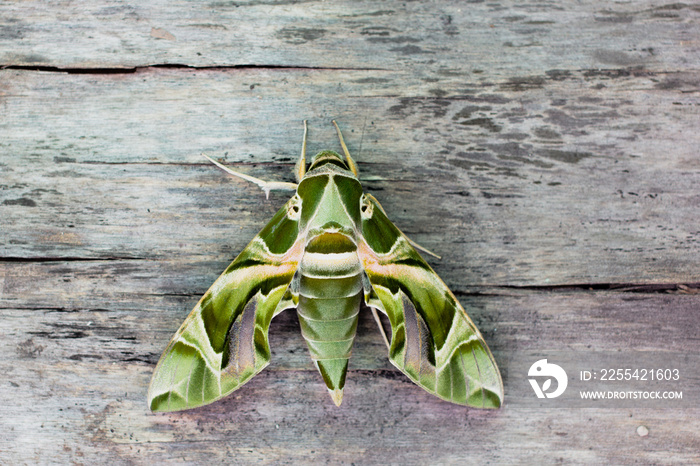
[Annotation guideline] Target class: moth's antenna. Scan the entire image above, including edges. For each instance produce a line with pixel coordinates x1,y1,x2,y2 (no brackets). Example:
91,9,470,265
358,115,367,161
201,153,297,199
295,120,308,182
332,120,359,178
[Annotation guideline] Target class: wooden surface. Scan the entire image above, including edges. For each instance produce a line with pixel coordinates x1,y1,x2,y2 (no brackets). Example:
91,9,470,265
1,1,699,464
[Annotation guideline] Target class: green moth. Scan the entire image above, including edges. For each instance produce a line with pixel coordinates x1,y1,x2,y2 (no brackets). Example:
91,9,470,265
148,121,504,411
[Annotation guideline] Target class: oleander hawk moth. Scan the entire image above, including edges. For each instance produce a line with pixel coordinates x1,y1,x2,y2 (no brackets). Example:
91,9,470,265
148,121,504,411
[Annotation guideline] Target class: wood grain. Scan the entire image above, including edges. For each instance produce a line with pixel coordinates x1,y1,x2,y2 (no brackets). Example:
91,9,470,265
2,69,699,286
1,0,698,464
2,1,698,72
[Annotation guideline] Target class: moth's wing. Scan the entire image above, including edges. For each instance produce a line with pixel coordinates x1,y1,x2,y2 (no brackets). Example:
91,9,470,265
358,197,504,408
148,201,304,412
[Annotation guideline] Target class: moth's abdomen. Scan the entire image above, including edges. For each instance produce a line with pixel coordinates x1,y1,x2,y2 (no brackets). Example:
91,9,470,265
297,245,363,406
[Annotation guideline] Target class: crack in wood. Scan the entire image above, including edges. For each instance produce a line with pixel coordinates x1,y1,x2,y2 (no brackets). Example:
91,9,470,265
454,282,700,295
0,306,115,312
0,256,147,263
1,63,389,74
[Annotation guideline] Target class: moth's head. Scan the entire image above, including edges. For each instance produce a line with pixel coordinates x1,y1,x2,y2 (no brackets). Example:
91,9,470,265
307,150,354,174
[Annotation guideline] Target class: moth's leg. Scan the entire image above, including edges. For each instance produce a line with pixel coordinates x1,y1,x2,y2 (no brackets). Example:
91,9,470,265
405,236,442,259
294,120,308,182
362,275,390,350
370,306,390,350
201,153,297,200
331,120,359,178
365,193,441,259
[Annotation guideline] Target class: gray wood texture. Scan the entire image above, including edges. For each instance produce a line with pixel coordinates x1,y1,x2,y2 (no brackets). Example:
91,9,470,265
1,1,698,464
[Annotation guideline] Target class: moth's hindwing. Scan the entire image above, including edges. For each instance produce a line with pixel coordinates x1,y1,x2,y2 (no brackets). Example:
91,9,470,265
148,198,303,412
359,196,504,408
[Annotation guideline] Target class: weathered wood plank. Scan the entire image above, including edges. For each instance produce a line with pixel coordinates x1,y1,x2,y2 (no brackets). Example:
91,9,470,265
1,1,698,73
1,286,698,464
1,0,698,464
2,68,699,287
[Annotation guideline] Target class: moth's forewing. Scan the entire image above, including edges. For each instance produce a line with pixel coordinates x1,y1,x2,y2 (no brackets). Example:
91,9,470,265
148,198,303,412
358,197,504,408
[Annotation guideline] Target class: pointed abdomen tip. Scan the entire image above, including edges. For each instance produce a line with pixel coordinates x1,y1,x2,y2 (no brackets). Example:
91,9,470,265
329,388,344,407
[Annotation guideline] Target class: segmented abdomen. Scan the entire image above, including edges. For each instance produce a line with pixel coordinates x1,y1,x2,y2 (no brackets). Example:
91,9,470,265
296,246,363,401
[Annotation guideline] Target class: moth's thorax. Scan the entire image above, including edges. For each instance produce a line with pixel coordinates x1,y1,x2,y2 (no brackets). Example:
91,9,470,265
296,159,363,238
